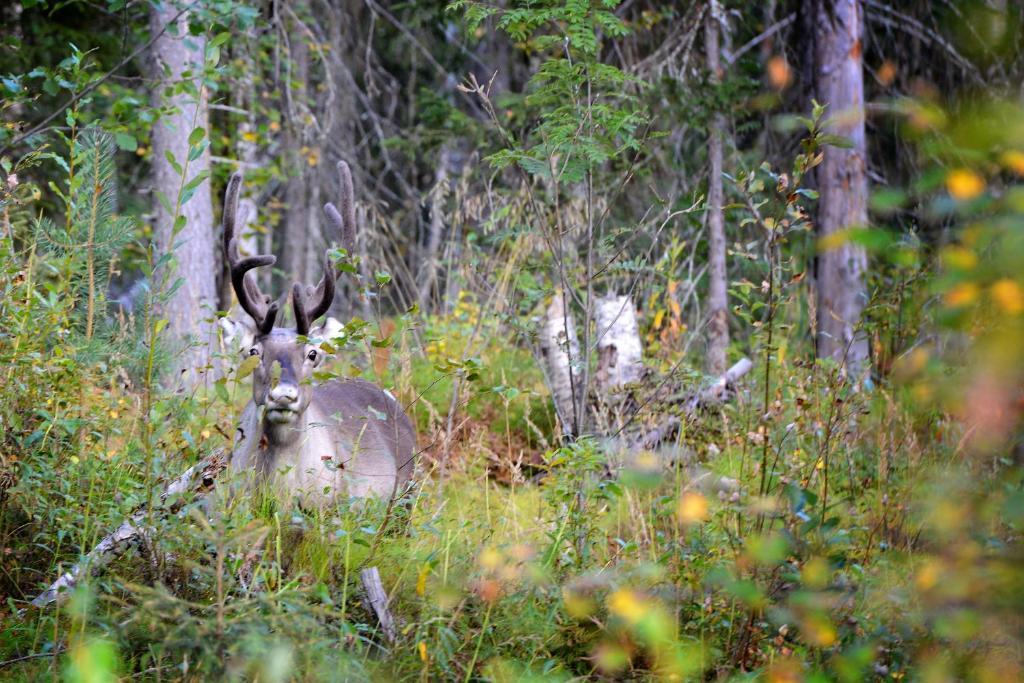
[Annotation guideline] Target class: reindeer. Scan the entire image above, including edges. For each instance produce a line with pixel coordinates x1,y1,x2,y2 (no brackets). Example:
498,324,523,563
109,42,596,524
220,162,415,507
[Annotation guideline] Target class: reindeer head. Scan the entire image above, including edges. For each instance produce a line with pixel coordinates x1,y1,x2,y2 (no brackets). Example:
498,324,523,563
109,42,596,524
221,162,356,430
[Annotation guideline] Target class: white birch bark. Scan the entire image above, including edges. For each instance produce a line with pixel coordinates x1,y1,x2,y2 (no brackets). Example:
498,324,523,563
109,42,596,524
594,294,643,394
540,291,580,436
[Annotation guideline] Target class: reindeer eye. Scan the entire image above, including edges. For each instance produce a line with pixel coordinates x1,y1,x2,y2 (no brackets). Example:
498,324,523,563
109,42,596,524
307,349,318,362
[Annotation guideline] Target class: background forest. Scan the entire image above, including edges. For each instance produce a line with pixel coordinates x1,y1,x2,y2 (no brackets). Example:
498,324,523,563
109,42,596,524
1,0,1023,680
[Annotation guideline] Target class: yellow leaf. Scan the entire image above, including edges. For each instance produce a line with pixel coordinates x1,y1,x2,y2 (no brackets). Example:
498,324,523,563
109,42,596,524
418,641,428,662
416,564,429,596
653,309,665,330
991,278,1024,314
802,614,837,647
801,557,830,590
479,547,502,571
607,589,649,625
677,492,709,525
818,229,851,252
1001,150,1024,176
241,131,258,143
941,245,977,271
945,282,979,308
915,560,941,592
946,168,985,200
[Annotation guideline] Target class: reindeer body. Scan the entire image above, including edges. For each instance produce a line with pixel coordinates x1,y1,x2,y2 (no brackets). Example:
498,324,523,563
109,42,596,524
232,378,415,506
221,164,416,507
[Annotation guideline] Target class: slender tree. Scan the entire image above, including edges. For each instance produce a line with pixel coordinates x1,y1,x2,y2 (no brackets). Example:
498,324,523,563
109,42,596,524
148,1,218,385
282,12,314,292
705,0,729,376
812,0,870,374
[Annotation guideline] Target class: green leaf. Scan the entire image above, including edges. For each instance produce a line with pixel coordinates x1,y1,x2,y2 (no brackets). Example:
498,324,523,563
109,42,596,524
155,191,172,215
164,150,182,175
214,378,230,404
236,354,260,380
181,169,210,195
819,133,853,149
188,127,206,147
114,132,137,152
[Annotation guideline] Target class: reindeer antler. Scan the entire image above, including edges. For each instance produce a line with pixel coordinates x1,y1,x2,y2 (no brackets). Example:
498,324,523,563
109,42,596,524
223,172,278,334
292,161,357,336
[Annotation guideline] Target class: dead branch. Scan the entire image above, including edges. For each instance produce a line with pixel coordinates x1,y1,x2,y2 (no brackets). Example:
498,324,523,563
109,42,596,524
633,357,753,451
360,566,396,644
29,448,231,609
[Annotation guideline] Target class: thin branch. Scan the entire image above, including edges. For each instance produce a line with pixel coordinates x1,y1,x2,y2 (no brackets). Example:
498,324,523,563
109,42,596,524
864,0,983,83
0,649,68,670
725,13,795,66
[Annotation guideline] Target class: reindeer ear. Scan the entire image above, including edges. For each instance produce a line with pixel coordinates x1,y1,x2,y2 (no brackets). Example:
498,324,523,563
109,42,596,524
219,315,258,354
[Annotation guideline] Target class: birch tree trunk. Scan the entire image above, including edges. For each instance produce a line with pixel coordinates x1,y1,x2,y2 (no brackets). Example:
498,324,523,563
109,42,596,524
540,291,580,438
149,2,218,386
704,0,729,376
813,0,870,375
594,294,643,394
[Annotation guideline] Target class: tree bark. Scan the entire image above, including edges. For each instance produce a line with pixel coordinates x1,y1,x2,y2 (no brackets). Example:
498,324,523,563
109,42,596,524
282,23,312,294
813,0,870,375
540,291,580,438
219,27,264,312
149,3,218,386
594,294,643,394
705,0,729,376
417,142,455,310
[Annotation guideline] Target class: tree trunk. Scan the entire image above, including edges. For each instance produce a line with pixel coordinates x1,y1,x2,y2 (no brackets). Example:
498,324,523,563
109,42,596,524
282,25,312,295
149,3,218,386
705,0,729,376
594,294,643,394
540,291,580,438
219,28,264,312
813,0,870,375
418,142,469,311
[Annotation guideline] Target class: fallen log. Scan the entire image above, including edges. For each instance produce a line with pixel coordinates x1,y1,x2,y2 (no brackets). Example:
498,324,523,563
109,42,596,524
30,447,231,608
29,404,402,647
30,404,264,609
360,566,397,644
632,357,753,451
